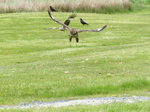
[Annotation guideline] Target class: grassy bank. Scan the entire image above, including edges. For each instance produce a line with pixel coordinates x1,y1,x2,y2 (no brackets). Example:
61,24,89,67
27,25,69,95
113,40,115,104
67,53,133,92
0,9,150,105
0,0,131,13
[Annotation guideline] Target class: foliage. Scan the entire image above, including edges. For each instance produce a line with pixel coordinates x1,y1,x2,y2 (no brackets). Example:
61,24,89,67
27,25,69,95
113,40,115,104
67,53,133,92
1,0,150,13
0,0,131,13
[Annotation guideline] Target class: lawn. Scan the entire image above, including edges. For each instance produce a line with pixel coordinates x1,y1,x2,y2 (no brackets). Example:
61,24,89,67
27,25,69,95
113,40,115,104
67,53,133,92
0,7,150,111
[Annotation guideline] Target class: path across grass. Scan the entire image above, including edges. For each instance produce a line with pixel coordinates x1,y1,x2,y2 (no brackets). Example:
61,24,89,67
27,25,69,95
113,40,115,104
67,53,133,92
0,96,149,109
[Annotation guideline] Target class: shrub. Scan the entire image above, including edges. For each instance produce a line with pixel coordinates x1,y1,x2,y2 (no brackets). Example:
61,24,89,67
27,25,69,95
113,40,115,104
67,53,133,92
0,0,131,13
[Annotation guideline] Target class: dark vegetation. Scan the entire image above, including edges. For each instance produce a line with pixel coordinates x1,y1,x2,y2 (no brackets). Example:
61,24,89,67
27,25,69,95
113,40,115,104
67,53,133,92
0,0,149,13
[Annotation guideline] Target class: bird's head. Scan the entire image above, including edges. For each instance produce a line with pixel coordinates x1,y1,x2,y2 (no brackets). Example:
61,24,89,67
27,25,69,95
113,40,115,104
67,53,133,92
71,28,77,34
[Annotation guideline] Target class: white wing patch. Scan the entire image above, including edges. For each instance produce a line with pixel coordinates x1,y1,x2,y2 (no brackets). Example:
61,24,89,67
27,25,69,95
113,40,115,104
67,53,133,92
97,28,102,31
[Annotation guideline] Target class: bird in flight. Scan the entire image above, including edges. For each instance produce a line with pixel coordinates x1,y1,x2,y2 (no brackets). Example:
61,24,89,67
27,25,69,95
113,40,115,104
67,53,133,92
64,13,77,26
44,13,77,31
50,6,57,12
46,11,107,46
80,18,89,25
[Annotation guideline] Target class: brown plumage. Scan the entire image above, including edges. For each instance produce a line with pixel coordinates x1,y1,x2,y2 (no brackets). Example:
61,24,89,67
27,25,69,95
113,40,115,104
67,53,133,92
46,11,107,46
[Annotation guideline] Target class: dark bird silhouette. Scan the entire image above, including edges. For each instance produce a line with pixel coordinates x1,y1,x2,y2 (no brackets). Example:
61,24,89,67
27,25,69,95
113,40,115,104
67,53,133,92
46,11,107,46
50,6,57,12
44,12,77,31
64,13,77,26
80,18,89,25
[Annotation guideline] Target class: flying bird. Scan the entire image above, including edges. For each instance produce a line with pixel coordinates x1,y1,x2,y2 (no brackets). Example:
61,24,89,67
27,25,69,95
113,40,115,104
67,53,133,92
44,12,77,31
50,6,57,12
64,13,77,26
46,11,107,46
80,18,89,25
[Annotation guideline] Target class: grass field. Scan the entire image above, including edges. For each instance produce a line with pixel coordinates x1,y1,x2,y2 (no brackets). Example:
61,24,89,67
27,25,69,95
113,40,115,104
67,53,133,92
0,3,150,111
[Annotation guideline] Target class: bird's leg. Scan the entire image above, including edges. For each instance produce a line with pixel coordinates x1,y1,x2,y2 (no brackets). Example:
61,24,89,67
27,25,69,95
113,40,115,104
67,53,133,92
75,35,79,47
69,36,72,46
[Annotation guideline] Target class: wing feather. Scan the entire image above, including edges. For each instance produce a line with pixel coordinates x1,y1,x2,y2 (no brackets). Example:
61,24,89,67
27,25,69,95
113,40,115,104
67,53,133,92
77,25,107,33
44,27,60,30
48,11,71,31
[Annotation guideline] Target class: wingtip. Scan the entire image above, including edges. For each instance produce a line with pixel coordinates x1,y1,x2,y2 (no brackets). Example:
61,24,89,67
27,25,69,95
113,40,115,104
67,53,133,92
97,25,107,31
68,13,77,20
48,10,55,19
48,10,50,15
102,25,107,29
104,25,107,28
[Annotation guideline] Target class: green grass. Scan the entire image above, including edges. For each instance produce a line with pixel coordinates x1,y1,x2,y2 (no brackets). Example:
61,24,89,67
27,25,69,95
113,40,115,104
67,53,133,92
0,8,150,107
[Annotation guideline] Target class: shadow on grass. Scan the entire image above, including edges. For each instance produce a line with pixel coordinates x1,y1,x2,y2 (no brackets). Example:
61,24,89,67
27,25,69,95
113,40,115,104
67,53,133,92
43,78,150,98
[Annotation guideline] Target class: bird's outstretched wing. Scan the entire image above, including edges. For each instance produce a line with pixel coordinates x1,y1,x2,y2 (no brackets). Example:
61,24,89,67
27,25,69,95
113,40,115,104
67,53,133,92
44,27,61,30
64,13,77,26
77,25,107,33
68,13,77,20
48,11,71,31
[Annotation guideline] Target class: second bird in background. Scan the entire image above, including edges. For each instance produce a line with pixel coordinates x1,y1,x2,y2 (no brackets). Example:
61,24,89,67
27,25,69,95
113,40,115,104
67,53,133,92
80,18,89,25
44,12,77,31
50,6,57,12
